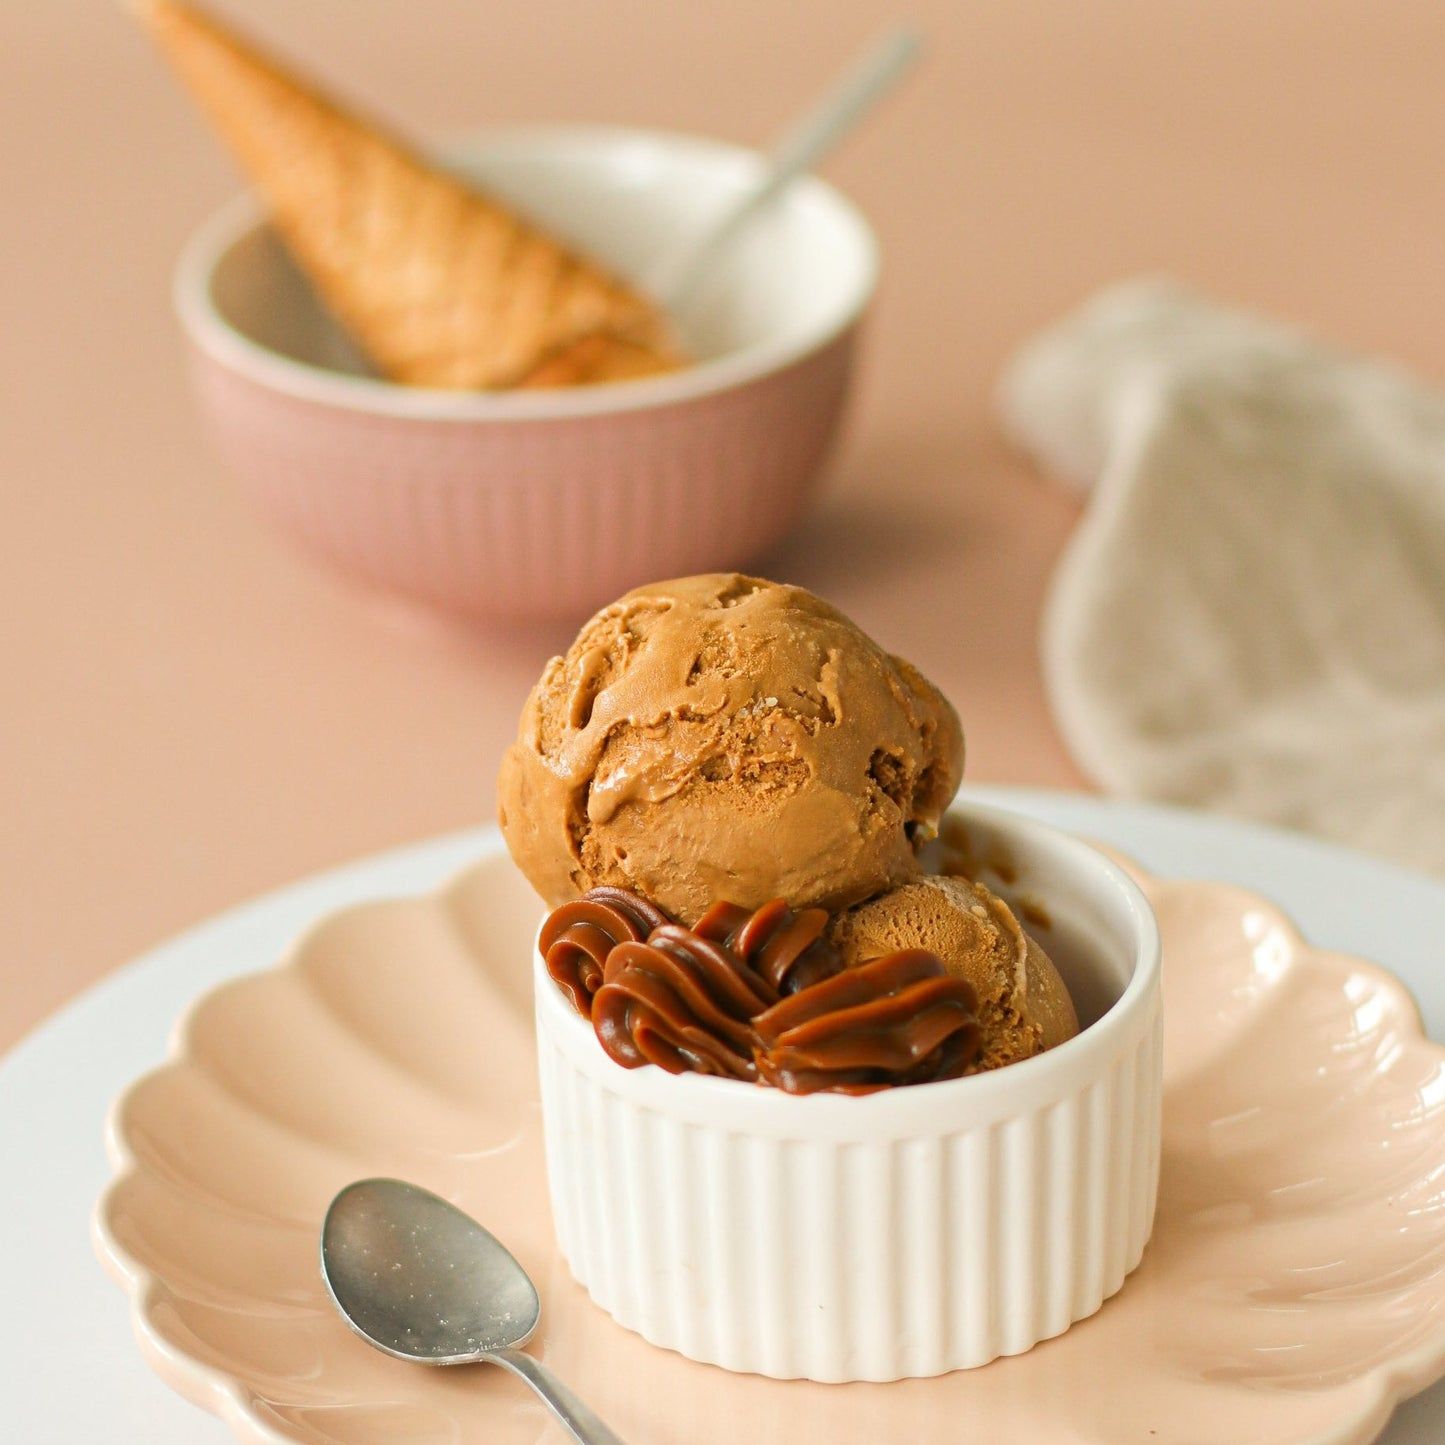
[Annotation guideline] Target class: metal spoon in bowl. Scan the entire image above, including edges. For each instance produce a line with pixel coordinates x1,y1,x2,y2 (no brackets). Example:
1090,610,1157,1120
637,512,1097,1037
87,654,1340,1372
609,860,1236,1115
649,25,921,316
321,1178,624,1445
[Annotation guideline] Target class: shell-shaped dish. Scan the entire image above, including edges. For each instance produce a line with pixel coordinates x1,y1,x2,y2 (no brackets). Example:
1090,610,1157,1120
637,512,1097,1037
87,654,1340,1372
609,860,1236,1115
95,826,1445,1444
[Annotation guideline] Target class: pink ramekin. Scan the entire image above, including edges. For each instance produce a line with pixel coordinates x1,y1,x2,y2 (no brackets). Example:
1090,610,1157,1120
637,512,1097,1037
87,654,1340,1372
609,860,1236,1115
173,128,878,624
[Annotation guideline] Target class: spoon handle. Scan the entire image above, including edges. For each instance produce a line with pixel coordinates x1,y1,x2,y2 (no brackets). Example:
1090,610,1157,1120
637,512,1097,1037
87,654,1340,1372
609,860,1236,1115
489,1347,627,1444
654,26,921,312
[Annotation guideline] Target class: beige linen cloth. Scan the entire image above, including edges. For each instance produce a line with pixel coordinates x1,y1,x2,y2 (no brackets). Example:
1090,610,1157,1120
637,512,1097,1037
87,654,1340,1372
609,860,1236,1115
998,279,1445,875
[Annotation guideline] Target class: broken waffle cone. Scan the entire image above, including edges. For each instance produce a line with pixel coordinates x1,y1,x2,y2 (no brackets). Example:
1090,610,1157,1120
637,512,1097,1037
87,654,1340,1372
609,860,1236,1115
136,0,684,390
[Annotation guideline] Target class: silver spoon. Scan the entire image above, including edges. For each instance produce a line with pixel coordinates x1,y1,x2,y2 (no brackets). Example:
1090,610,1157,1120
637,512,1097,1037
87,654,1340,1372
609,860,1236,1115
649,25,922,315
321,1178,624,1445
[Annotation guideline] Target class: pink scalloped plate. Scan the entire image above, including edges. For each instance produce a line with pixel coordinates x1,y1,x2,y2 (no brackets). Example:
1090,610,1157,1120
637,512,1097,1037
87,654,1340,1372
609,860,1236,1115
95,838,1445,1445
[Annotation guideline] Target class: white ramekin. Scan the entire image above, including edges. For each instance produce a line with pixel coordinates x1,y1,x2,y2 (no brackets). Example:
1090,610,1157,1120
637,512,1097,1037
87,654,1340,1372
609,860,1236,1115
534,802,1163,1382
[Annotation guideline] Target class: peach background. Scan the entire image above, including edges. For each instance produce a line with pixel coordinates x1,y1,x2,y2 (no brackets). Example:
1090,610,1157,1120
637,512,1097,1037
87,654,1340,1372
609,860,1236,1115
5,0,1443,1054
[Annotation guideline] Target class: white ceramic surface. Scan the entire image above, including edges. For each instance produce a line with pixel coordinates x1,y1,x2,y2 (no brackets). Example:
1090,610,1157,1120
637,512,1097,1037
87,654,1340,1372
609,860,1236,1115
536,803,1164,1380
7,791,1445,1443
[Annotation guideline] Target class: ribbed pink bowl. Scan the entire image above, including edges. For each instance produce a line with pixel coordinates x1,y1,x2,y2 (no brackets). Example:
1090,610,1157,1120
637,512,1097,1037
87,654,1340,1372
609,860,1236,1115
175,129,877,624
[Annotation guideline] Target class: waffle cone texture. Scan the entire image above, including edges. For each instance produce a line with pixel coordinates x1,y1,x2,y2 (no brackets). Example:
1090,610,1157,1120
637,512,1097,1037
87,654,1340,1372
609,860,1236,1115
138,0,681,389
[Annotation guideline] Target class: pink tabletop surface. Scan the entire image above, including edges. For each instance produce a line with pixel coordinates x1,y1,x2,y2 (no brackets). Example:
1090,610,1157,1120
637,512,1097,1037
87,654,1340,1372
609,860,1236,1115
4,0,1443,1055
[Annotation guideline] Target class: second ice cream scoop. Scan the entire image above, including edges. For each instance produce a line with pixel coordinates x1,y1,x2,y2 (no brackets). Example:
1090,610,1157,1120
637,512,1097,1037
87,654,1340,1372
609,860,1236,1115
829,874,1078,1069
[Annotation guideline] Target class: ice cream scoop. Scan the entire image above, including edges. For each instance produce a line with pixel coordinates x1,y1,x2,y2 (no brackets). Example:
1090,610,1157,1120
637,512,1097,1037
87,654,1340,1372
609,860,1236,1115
498,574,963,923
828,874,1078,1070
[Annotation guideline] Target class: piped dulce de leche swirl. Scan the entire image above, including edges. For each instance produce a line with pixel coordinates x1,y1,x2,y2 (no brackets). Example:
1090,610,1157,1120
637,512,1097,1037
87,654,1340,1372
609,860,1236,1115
695,898,844,995
753,949,982,1095
539,891,984,1094
538,887,670,1015
593,925,779,1079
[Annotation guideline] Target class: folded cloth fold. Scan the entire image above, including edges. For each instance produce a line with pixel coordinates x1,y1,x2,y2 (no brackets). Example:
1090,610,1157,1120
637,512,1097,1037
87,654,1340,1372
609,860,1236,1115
999,279,1445,876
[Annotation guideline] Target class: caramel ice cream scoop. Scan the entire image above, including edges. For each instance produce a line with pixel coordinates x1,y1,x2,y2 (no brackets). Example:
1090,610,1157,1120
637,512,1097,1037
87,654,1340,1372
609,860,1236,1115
828,874,1078,1070
498,574,963,924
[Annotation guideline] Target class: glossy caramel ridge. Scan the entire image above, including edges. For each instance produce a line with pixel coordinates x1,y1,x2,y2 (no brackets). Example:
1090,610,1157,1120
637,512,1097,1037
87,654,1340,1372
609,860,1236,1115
753,948,982,1094
538,886,670,1015
592,924,778,1079
695,897,844,995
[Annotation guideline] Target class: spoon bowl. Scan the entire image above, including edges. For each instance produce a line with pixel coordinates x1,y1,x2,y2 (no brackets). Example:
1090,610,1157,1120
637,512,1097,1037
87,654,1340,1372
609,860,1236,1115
322,1178,539,1363
321,1178,623,1443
